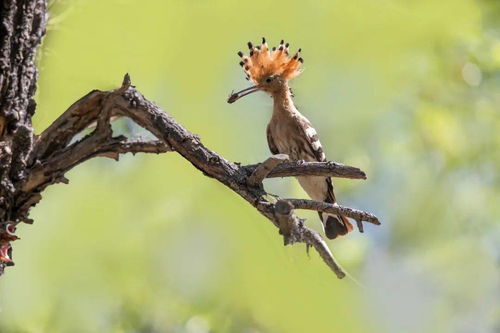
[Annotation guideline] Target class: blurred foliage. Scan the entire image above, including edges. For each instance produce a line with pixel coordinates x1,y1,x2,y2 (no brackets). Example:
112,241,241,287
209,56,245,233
0,0,499,332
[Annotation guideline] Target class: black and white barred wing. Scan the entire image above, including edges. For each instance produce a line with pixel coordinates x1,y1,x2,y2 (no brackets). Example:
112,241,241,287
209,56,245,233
295,113,353,239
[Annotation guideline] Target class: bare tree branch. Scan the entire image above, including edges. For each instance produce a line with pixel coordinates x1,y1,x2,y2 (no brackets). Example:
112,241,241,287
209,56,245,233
20,74,377,278
274,199,345,278
0,1,381,278
284,198,381,226
244,160,367,180
2,67,382,278
22,90,171,194
299,224,347,279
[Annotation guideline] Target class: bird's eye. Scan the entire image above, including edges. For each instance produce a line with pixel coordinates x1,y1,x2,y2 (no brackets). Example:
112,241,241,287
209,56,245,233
265,77,272,83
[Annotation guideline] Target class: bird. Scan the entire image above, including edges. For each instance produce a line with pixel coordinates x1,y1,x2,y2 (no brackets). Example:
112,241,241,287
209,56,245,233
227,38,353,239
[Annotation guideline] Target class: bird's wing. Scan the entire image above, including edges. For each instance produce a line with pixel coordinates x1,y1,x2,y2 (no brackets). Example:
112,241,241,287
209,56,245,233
324,176,336,203
266,125,280,155
295,115,326,162
296,114,336,203
296,113,352,237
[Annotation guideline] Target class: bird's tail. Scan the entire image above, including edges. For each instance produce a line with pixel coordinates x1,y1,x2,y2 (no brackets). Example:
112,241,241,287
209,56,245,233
321,212,353,240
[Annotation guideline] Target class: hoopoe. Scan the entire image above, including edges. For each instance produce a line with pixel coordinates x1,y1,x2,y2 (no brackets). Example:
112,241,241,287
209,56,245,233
228,38,353,239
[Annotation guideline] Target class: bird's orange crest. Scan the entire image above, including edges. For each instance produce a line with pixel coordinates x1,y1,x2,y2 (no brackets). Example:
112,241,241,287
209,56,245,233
237,38,303,85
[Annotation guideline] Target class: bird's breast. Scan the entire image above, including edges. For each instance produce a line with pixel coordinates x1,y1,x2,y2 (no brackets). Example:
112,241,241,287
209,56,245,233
268,118,317,162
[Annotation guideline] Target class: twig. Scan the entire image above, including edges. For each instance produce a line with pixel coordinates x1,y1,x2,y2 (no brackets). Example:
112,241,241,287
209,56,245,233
274,199,345,278
97,140,171,159
248,154,289,186
299,226,346,279
274,199,295,242
284,198,381,226
356,219,364,233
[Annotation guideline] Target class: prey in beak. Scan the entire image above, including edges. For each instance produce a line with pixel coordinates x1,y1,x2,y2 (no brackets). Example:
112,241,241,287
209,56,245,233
227,85,260,103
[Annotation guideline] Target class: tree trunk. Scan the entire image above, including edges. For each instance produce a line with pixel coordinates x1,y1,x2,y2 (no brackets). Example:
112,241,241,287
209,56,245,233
0,0,47,275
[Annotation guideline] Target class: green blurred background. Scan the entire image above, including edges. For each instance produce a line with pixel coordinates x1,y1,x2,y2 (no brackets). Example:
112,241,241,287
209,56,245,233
1,0,499,332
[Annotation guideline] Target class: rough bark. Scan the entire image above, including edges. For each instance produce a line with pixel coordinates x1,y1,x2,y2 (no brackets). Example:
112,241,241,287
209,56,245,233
0,1,381,278
0,0,48,275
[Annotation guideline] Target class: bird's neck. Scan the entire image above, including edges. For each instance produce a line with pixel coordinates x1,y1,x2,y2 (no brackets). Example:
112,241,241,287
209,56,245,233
271,85,296,116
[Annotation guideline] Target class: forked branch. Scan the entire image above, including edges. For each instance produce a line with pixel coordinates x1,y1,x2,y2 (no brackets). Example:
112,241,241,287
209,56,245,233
7,75,381,279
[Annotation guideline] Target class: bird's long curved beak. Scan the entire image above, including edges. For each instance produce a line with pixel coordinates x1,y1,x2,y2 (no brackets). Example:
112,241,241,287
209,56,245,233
227,85,261,104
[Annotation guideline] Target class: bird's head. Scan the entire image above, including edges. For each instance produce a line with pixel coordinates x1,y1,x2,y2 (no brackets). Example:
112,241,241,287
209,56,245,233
228,38,303,103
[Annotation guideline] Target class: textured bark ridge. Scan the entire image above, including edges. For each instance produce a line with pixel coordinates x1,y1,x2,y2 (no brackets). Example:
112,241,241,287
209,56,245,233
0,1,380,278
0,0,48,275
